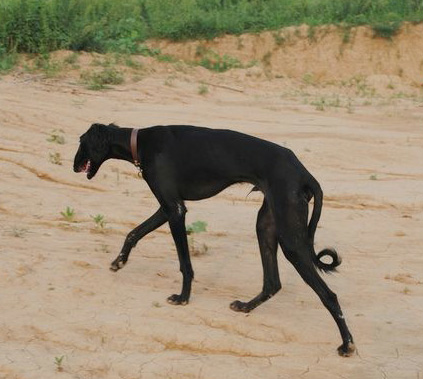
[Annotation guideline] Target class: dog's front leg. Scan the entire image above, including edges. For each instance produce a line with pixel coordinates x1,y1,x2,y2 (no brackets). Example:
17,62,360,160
165,203,193,305
110,208,167,271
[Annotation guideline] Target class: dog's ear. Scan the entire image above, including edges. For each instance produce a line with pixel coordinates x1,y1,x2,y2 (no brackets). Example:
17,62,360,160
88,123,110,142
89,123,105,135
87,123,110,156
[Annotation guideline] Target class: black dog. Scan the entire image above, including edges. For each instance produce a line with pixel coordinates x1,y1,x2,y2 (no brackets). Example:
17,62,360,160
74,123,355,356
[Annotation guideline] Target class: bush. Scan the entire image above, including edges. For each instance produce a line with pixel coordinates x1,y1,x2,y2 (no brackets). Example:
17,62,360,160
0,45,18,73
80,67,124,90
0,0,422,55
372,21,401,39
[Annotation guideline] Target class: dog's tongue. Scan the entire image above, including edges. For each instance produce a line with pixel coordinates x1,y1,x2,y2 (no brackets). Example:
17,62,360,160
81,160,91,173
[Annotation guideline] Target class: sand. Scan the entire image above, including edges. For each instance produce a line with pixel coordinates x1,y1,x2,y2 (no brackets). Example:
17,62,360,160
1,41,423,378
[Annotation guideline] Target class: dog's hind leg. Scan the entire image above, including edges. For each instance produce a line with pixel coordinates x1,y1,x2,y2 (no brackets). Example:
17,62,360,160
275,195,355,356
230,198,281,313
110,208,167,271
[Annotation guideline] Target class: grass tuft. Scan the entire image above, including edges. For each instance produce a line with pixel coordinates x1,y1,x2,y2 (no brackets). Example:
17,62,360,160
81,67,124,90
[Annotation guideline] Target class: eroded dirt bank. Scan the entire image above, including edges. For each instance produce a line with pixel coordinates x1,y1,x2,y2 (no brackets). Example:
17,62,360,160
150,23,423,86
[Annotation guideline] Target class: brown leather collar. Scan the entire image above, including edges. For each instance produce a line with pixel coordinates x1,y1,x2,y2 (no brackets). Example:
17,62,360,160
130,128,140,167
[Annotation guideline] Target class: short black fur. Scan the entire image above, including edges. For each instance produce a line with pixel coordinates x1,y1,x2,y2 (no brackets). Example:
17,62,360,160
74,123,355,356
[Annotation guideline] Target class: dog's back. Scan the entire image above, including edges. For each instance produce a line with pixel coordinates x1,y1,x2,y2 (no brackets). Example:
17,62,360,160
139,125,309,197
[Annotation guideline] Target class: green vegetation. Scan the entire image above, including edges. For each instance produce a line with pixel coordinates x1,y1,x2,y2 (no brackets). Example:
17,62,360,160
91,214,106,229
80,67,124,90
186,220,207,235
48,152,62,165
60,206,75,222
29,53,63,77
47,129,65,144
186,220,208,256
54,355,65,372
198,51,242,72
372,21,402,39
198,83,209,95
0,45,17,72
1,0,422,59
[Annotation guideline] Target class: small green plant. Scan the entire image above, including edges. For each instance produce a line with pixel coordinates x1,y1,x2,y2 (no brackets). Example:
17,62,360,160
196,48,242,72
64,52,79,65
95,244,111,254
54,355,65,372
345,75,375,97
370,174,378,180
49,152,62,165
302,72,316,86
307,25,317,42
33,54,63,77
47,129,65,145
125,56,143,69
372,21,401,40
91,214,106,229
341,25,352,44
91,56,106,67
101,244,110,254
272,31,286,46
312,96,342,110
198,83,209,95
0,46,18,73
186,220,207,235
311,97,326,111
186,221,208,256
60,207,75,222
164,76,175,87
157,54,177,63
262,52,272,67
402,287,411,295
137,45,161,57
80,68,124,90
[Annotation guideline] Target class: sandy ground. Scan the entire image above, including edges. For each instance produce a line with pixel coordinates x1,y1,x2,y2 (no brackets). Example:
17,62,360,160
1,59,423,379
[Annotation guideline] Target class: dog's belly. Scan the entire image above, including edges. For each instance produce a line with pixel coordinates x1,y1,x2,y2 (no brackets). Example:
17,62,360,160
179,177,249,201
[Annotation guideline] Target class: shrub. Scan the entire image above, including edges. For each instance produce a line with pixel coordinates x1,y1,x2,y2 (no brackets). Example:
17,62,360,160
80,67,124,90
1,0,422,56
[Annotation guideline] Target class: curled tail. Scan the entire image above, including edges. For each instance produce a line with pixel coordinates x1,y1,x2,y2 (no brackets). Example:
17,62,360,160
316,248,342,272
307,179,342,273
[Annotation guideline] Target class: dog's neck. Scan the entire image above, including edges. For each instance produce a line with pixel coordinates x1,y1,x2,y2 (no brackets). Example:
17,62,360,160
107,127,141,168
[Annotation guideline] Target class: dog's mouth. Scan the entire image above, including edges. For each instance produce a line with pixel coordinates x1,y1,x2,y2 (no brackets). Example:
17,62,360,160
80,160,91,173
76,159,94,179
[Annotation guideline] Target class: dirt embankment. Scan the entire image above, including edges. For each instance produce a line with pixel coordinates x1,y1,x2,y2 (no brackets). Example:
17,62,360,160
149,23,423,86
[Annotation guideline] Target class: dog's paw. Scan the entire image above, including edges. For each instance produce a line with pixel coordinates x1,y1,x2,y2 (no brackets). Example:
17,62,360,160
229,300,252,313
337,342,356,357
109,258,126,272
167,294,188,305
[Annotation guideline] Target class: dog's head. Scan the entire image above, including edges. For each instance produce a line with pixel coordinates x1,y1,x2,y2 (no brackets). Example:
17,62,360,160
74,123,112,180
